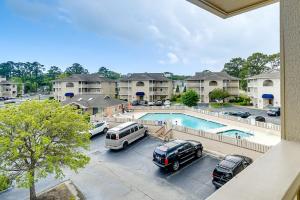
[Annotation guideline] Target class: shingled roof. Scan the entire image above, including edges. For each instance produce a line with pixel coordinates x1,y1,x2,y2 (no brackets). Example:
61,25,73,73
53,74,114,83
120,73,170,81
62,94,127,109
247,71,280,80
186,71,239,81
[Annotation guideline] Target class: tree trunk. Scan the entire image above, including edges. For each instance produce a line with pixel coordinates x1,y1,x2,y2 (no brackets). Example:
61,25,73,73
30,184,37,200
29,170,37,200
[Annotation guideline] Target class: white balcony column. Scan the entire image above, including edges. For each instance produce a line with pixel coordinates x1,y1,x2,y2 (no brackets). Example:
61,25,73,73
281,0,300,141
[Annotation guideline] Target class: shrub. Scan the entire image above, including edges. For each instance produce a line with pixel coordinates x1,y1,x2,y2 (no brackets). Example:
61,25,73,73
181,90,199,107
0,175,11,191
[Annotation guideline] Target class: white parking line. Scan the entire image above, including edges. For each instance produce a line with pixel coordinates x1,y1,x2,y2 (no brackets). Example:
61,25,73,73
166,154,208,179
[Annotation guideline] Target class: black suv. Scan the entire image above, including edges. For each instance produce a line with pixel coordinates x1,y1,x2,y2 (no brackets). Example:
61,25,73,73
212,155,253,188
153,140,203,171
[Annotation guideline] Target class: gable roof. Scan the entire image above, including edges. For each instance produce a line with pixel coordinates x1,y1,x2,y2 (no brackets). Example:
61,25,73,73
120,73,170,81
62,94,126,109
247,71,280,80
186,71,239,81
53,74,114,83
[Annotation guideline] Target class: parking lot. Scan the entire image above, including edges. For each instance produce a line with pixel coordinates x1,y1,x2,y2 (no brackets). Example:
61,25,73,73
1,134,220,200
196,105,281,125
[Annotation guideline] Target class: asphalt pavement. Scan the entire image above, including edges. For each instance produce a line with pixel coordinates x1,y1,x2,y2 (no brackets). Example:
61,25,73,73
1,134,220,200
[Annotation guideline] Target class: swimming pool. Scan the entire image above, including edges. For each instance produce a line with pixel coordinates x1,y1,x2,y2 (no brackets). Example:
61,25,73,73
140,113,225,131
219,129,253,139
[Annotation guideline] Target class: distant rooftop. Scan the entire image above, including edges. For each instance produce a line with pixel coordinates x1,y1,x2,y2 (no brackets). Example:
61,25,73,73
120,73,170,81
247,71,280,80
186,71,239,81
53,74,114,82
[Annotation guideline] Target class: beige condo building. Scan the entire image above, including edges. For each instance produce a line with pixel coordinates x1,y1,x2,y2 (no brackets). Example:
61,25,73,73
186,71,239,103
52,74,116,101
0,76,19,98
119,73,173,102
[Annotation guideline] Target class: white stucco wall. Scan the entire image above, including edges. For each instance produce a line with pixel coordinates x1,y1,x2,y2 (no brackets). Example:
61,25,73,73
248,78,280,109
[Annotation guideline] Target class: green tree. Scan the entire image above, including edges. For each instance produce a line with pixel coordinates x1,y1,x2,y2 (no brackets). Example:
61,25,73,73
181,89,199,107
223,58,245,78
65,63,89,75
268,53,280,71
0,61,15,78
209,89,230,103
0,100,91,200
98,67,121,80
246,52,270,76
47,66,62,80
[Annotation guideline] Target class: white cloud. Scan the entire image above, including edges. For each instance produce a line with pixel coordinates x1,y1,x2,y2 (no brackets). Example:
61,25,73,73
6,0,279,72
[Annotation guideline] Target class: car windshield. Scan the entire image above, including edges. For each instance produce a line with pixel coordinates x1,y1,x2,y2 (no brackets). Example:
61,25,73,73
94,122,104,128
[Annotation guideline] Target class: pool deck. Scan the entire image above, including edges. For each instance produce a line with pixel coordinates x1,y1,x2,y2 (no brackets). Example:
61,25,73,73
118,111,281,146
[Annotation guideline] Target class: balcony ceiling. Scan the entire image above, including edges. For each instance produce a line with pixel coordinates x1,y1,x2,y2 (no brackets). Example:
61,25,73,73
187,0,279,18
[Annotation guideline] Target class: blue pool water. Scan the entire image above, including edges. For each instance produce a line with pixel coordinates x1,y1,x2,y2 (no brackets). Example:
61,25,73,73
140,113,225,131
219,130,253,139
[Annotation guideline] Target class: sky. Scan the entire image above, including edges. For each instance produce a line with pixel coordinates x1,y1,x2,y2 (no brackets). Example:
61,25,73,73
0,0,279,75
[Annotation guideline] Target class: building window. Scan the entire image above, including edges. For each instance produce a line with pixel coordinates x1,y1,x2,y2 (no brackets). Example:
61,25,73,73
66,82,74,87
209,81,218,86
263,80,274,87
136,81,145,86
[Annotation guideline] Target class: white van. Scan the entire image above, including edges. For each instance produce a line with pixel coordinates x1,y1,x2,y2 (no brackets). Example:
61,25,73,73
105,122,148,150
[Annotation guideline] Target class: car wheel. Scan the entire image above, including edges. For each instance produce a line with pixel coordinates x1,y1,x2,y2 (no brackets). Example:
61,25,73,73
172,160,180,171
196,149,203,158
144,130,148,137
103,128,108,134
123,141,128,149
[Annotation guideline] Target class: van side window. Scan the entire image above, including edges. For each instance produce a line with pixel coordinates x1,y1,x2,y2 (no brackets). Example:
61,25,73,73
119,129,130,139
131,128,135,133
134,126,138,131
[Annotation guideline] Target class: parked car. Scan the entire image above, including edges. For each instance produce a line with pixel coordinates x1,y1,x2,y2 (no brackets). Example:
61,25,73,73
0,97,5,101
131,100,139,106
89,121,109,136
155,100,163,106
153,139,203,171
254,116,266,122
212,155,253,188
227,111,251,118
4,99,16,104
164,100,171,107
105,122,148,150
148,101,155,106
139,100,148,106
267,107,280,117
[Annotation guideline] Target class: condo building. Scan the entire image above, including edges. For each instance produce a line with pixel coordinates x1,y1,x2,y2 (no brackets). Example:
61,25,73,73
52,74,116,101
119,73,173,102
0,76,19,98
247,71,280,109
186,71,240,103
